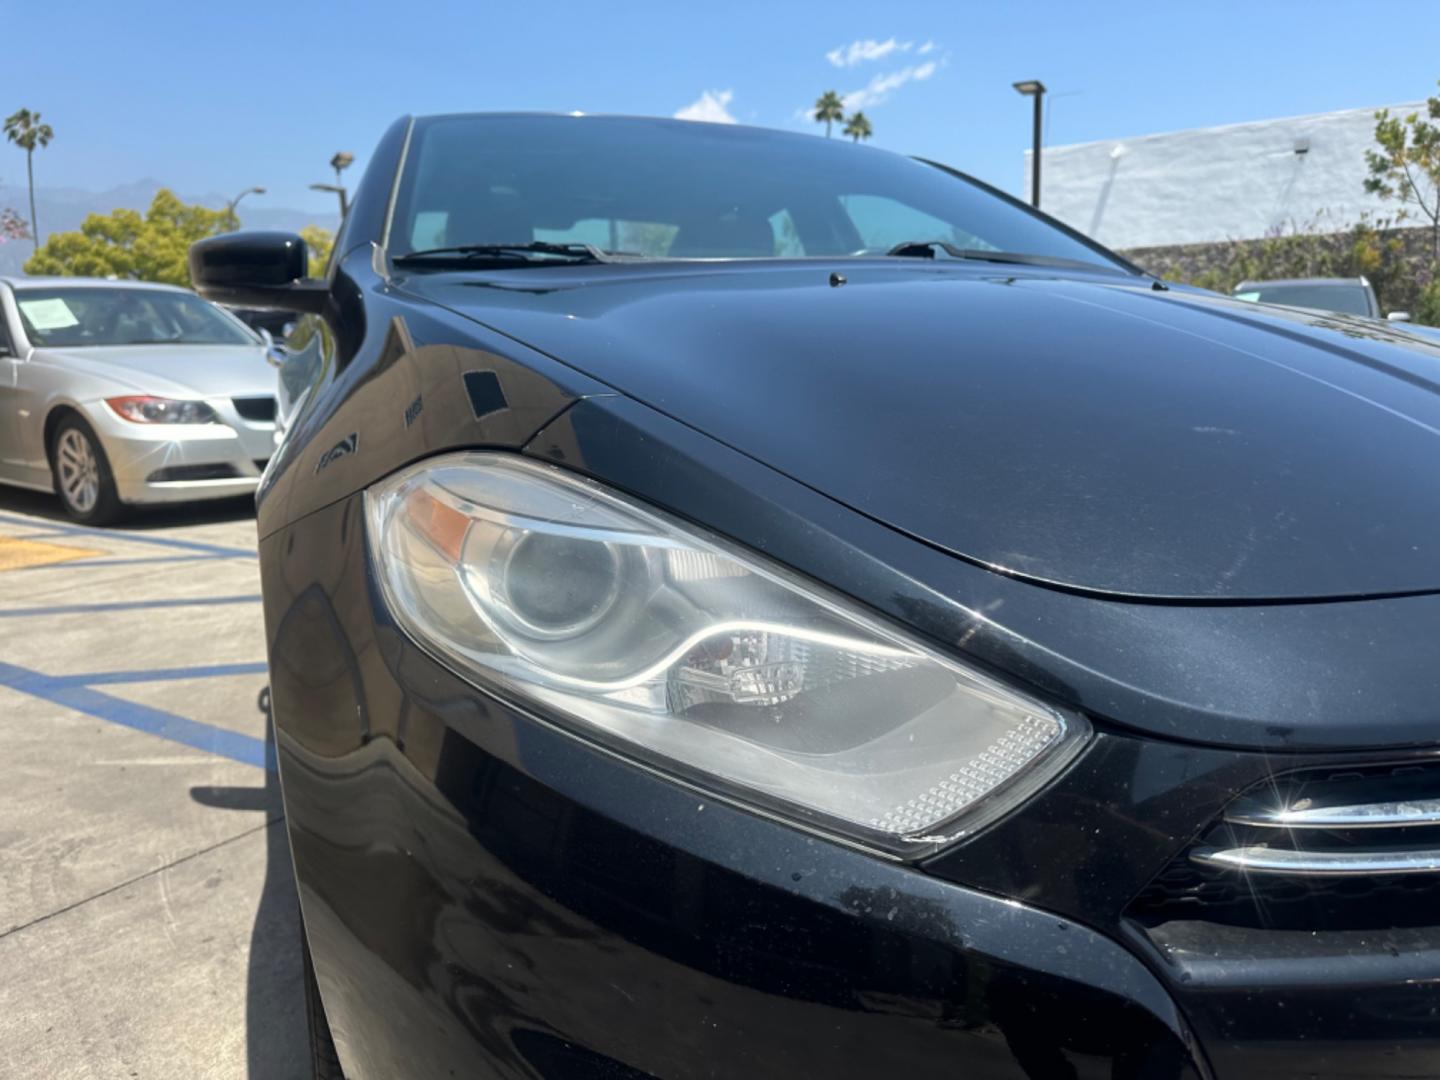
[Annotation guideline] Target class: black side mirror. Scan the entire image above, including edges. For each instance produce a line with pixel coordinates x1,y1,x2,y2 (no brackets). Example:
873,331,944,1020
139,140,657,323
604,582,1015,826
189,231,328,313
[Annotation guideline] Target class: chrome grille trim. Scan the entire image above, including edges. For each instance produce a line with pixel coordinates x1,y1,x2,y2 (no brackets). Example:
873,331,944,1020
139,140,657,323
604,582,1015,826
1132,763,1440,925
1225,795,1440,830
1191,845,1440,876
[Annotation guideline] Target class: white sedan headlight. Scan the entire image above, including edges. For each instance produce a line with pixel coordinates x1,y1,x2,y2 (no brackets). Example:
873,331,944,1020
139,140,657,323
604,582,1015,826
366,453,1088,854
105,395,219,424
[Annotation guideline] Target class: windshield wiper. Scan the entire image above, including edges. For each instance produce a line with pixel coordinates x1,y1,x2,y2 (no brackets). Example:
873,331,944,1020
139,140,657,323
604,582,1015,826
884,240,1129,274
393,241,615,266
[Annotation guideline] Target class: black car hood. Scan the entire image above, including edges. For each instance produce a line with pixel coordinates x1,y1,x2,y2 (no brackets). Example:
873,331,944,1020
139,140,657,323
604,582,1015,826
409,262,1440,601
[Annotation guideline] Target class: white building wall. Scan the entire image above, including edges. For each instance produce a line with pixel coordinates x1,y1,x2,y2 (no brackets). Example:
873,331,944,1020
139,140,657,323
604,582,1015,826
1028,102,1423,250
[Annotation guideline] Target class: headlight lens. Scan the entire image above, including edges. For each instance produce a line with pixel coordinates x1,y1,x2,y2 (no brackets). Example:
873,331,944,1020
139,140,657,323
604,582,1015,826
105,396,219,424
367,453,1088,855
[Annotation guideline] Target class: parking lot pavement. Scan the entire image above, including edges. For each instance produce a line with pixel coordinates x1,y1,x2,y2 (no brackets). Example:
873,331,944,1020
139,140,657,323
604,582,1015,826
0,488,306,1079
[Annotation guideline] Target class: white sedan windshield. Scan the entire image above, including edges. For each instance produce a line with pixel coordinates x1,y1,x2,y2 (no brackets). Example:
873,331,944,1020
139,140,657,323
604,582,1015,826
15,287,255,348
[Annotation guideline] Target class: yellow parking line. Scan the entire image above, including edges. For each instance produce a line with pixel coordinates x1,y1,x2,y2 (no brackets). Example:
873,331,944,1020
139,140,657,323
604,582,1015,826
0,534,106,571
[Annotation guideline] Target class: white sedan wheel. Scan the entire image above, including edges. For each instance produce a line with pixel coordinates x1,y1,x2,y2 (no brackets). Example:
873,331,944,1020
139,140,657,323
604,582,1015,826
56,426,102,514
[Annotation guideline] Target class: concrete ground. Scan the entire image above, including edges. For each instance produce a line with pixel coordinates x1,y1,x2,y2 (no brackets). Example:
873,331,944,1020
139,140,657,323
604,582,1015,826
0,486,307,1079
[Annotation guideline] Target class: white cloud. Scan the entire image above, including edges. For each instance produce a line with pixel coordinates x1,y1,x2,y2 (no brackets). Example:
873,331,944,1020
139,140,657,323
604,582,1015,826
674,89,737,124
826,37,912,67
842,60,939,111
918,40,936,55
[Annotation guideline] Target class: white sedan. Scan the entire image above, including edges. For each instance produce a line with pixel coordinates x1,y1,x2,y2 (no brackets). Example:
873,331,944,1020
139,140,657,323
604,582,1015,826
0,277,277,523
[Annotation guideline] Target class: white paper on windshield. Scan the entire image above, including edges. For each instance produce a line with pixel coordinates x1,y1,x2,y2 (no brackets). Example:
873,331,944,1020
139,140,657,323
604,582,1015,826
1234,292,1261,303
18,297,80,329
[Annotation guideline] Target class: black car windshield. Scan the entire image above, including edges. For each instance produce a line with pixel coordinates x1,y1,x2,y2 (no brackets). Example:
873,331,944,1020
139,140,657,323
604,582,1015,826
14,286,256,347
1236,283,1373,317
390,114,1131,273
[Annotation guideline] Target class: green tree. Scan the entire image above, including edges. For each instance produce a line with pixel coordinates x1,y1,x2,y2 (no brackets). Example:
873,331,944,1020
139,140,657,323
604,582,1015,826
300,224,335,277
4,108,54,251
843,111,873,143
1365,86,1440,262
813,91,845,138
1142,210,1421,319
1416,280,1440,325
25,188,232,285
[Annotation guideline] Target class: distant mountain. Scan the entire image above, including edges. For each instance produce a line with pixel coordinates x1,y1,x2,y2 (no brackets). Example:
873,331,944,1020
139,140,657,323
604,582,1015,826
0,180,339,277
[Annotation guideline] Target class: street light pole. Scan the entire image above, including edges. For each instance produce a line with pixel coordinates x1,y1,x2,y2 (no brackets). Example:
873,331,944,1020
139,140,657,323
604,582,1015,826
1012,80,1046,209
309,183,349,218
313,152,356,220
226,185,266,226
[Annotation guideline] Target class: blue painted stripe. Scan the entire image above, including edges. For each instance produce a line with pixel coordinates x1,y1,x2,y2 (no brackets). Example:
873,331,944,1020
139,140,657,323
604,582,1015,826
49,662,269,687
30,554,227,568
0,511,256,558
0,660,271,769
0,594,261,618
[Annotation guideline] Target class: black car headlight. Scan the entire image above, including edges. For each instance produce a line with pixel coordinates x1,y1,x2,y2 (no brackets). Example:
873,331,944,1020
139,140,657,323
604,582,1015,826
366,453,1088,855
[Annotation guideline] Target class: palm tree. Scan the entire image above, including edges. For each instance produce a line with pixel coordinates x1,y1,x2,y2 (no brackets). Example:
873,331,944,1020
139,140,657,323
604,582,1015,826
843,112,873,144
813,91,845,138
4,109,54,251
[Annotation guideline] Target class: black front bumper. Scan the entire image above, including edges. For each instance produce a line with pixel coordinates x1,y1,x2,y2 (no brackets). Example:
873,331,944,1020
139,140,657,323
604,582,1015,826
279,708,1200,1079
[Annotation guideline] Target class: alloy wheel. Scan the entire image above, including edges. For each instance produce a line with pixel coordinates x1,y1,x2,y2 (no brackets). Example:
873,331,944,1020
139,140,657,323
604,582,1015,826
56,427,101,514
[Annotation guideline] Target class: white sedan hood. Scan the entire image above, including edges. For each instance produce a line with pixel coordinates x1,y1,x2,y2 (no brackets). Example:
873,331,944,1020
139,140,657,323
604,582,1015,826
36,344,275,400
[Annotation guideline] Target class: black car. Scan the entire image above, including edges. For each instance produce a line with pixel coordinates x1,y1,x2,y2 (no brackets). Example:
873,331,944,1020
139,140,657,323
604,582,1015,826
193,114,1440,1080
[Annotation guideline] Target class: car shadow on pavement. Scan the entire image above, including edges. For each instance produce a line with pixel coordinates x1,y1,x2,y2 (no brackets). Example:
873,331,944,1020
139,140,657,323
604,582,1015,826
0,484,257,530
190,688,308,1078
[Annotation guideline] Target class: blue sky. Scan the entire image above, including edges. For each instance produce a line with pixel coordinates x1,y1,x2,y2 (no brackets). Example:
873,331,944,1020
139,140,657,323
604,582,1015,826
7,0,1440,219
